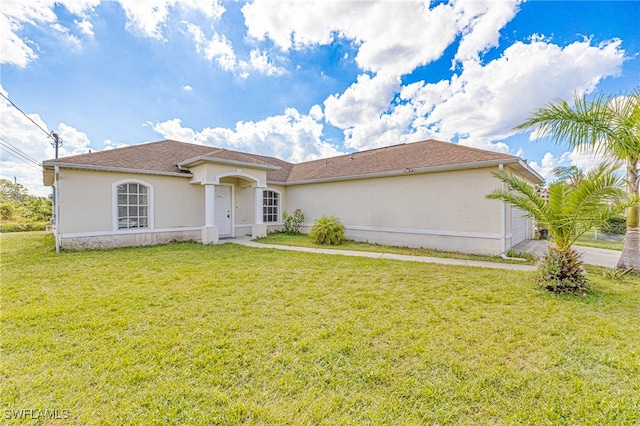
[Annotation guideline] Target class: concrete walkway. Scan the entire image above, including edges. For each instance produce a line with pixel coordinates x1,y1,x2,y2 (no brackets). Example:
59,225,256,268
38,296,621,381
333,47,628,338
513,240,621,269
233,238,536,271
231,237,623,271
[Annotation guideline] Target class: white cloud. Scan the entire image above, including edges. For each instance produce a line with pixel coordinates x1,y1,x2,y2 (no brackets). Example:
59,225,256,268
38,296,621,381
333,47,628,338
50,23,82,49
0,13,37,67
185,22,236,71
327,37,625,153
0,2,57,67
117,0,172,41
0,0,224,67
0,0,101,66
116,0,224,40
186,24,288,77
0,85,50,196
149,118,197,142
0,84,94,196
324,74,400,129
56,122,91,156
529,147,605,181
151,107,343,163
242,0,521,77
58,0,100,17
182,85,193,92
244,49,286,76
103,139,130,150
75,19,94,37
453,0,521,64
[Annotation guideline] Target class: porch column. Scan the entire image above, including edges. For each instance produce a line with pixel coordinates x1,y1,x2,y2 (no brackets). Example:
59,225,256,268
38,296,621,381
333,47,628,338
202,184,219,244
252,187,267,239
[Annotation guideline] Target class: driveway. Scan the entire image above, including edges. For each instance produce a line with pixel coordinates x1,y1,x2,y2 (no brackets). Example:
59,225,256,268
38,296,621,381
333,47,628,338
513,240,621,269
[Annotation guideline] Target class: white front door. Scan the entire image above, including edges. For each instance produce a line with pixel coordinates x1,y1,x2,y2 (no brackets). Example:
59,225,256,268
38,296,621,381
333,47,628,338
214,185,232,237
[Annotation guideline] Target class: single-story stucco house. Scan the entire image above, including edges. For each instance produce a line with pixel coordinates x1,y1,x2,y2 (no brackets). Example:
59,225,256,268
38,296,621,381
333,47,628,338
42,139,543,255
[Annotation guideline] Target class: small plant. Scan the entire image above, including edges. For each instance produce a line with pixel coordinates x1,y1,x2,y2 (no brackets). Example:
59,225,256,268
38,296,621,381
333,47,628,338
506,249,537,262
602,267,635,281
309,215,346,245
536,246,588,295
282,208,304,234
599,217,626,236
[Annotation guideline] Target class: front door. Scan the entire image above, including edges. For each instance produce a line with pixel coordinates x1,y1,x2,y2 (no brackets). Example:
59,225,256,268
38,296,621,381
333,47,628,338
214,185,232,237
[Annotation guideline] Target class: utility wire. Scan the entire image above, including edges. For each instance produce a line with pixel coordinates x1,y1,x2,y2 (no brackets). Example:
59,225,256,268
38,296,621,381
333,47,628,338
0,92,63,159
0,92,55,140
0,145,43,171
0,137,42,167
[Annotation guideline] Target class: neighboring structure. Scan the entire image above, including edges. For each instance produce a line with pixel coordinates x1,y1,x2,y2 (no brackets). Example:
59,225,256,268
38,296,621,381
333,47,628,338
42,139,543,255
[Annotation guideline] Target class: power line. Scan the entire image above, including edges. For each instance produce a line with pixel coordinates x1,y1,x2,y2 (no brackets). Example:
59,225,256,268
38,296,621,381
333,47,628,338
0,147,42,171
0,91,63,157
0,137,42,166
0,92,53,140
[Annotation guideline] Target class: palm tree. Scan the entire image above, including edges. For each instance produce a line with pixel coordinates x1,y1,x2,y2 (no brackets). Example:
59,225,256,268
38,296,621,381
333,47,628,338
552,165,584,187
487,163,634,291
515,87,640,271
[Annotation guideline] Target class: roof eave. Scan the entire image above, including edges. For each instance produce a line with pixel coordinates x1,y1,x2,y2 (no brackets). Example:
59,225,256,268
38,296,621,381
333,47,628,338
281,158,531,185
177,155,281,171
41,162,193,183
514,159,545,183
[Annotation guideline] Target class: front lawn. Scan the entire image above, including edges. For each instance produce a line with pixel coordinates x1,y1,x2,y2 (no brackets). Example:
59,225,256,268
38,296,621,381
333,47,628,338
1,232,639,424
255,232,537,264
575,228,626,251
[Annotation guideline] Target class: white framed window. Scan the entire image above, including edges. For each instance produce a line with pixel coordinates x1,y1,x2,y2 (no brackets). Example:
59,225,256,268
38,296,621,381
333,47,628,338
113,179,154,231
263,189,280,223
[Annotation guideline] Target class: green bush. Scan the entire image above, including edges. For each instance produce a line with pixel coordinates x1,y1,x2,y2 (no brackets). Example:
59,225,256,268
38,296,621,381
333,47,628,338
282,208,305,234
599,217,626,235
309,215,346,245
536,246,588,294
0,221,50,233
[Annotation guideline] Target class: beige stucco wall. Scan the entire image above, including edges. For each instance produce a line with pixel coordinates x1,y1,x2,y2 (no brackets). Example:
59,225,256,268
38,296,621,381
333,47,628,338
284,166,509,255
189,163,268,187
54,162,536,253
56,169,204,246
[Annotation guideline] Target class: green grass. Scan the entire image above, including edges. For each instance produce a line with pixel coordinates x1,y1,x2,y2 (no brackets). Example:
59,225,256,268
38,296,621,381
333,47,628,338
256,232,537,264
575,229,625,251
2,232,639,425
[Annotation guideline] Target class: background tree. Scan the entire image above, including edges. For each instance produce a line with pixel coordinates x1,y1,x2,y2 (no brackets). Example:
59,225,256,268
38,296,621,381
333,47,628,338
0,179,28,203
487,163,635,293
0,178,52,232
515,87,640,271
552,165,584,187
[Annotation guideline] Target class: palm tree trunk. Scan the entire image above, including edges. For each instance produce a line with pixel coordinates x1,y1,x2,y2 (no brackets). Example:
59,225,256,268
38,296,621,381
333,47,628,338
617,160,640,272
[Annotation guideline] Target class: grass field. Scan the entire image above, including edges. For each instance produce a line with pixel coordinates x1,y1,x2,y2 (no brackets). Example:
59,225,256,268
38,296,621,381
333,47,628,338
575,229,626,251
1,232,639,424
256,232,537,264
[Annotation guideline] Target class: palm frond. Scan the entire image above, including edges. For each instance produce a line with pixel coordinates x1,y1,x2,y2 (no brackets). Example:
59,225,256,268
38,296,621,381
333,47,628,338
487,162,634,251
515,87,640,163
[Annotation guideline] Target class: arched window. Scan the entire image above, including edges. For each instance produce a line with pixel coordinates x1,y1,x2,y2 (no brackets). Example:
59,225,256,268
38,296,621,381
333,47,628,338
263,190,280,223
116,182,149,229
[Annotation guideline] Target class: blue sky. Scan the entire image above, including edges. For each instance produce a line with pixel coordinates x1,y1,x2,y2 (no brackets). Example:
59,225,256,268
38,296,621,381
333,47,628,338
1,0,639,196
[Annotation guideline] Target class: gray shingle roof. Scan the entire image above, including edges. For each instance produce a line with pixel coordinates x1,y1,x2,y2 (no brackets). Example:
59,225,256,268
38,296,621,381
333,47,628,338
43,139,536,184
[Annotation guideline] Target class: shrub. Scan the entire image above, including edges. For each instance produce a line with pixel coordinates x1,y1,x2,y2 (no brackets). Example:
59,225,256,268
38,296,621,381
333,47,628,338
0,221,50,233
602,267,635,281
282,208,305,234
599,217,626,235
536,246,588,295
309,215,346,245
